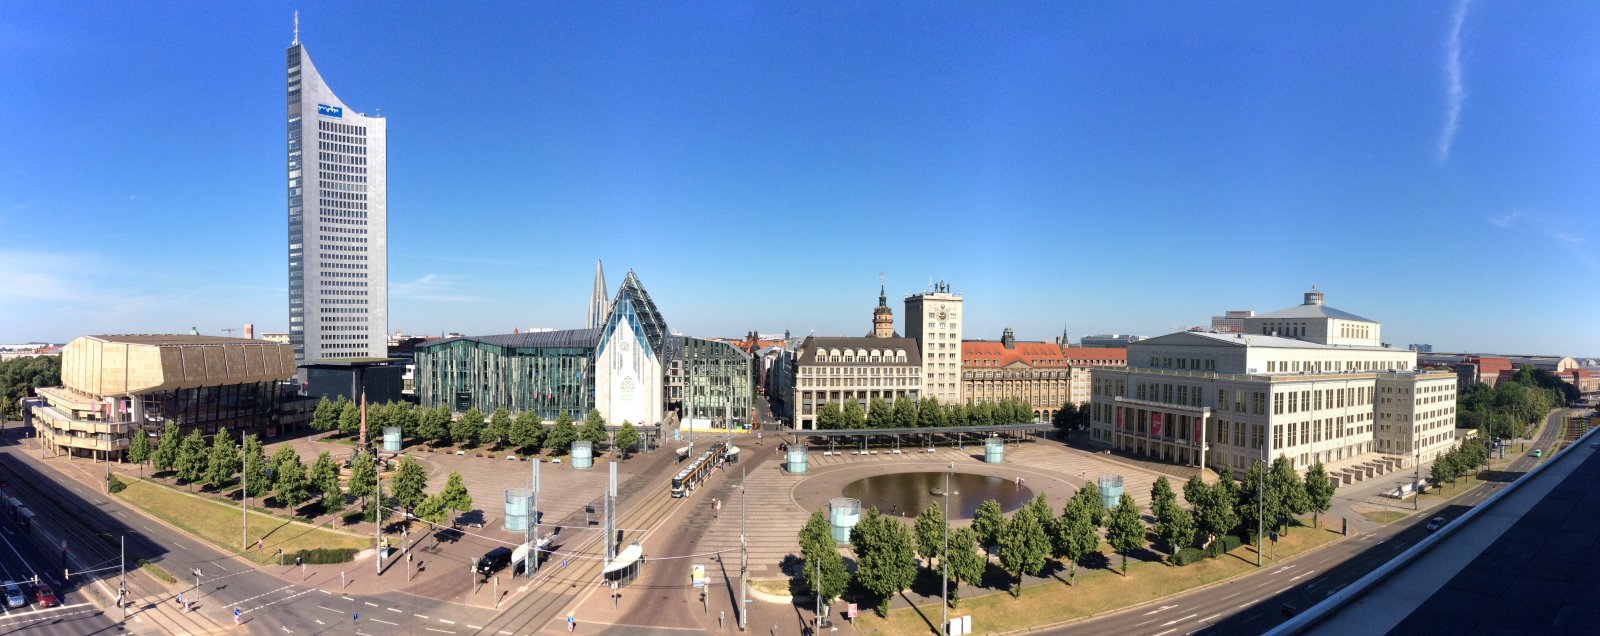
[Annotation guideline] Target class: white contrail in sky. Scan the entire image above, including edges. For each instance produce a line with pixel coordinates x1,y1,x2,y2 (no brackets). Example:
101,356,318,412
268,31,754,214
1437,0,1471,163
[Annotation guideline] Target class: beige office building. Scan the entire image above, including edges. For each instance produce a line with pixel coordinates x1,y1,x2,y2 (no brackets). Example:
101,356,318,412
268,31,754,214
906,281,963,405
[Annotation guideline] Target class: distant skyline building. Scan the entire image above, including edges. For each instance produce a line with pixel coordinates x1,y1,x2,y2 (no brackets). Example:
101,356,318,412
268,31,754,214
1210,310,1254,334
1409,344,1434,353
286,29,388,364
1080,334,1147,348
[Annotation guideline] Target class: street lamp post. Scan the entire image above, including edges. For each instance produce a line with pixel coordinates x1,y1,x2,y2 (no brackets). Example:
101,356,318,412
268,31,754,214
241,430,248,550
941,463,951,632
1415,445,1421,511
1256,460,1264,568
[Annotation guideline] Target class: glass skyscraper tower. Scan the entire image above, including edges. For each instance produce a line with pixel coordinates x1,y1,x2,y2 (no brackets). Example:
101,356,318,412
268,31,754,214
286,32,388,363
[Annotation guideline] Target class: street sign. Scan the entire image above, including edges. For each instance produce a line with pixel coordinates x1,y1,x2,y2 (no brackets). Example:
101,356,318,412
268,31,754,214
691,564,707,588
847,603,858,618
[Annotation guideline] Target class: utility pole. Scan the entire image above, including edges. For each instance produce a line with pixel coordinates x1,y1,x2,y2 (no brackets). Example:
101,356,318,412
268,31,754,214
815,556,822,633
1257,460,1264,567
1415,444,1421,511
739,466,748,631
530,457,540,578
375,452,383,575
119,534,126,620
241,430,248,550
941,463,950,632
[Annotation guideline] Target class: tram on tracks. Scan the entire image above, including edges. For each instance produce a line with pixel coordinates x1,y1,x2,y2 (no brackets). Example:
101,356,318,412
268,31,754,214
670,441,727,498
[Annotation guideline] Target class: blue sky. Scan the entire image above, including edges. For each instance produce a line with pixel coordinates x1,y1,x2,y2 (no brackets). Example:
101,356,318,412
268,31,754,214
2,2,1597,355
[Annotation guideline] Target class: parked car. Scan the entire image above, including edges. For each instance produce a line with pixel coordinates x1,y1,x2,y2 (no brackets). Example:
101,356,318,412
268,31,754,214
2,582,25,608
33,582,57,607
1427,516,1447,532
476,547,512,577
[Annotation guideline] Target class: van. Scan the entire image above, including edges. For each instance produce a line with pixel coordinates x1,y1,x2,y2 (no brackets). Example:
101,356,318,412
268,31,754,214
476,547,512,577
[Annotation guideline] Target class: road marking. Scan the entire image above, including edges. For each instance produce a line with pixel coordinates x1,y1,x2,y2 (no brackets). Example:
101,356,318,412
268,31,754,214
1162,613,1198,626
1289,570,1314,581
320,589,332,595
364,601,378,607
386,607,403,613
281,627,292,633
370,618,398,626
1144,604,1179,615
1153,629,1176,636
1220,592,1241,601
1134,619,1158,628
1237,599,1258,609
424,629,454,634
1200,613,1221,623
1274,586,1293,595
414,614,430,619
115,511,127,517
500,631,514,635
315,619,324,625
1272,565,1296,574
172,541,188,549
439,618,456,624
319,605,343,613
468,625,482,629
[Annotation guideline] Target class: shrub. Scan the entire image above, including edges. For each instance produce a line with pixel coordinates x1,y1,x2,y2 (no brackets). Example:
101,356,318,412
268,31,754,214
108,475,127,494
287,548,358,564
1219,534,1244,553
1172,547,1206,566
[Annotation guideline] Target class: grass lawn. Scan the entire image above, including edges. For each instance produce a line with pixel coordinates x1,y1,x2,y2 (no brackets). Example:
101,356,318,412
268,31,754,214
1359,510,1409,524
855,520,1344,636
114,478,370,566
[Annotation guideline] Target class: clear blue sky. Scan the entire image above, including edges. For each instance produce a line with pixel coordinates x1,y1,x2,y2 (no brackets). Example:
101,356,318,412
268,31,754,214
3,2,1597,355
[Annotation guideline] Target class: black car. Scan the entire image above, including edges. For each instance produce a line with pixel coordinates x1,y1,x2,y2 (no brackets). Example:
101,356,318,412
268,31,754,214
476,547,512,577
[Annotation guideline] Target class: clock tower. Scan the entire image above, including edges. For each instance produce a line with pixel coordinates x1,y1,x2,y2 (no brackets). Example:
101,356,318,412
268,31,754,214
904,280,963,404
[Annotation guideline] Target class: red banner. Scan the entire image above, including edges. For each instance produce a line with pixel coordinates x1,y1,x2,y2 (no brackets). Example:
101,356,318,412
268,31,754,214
1194,420,1202,444
1150,412,1162,437
1116,407,1123,429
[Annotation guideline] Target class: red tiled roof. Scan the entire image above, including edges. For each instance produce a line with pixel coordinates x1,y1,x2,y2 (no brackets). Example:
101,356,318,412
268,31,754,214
1465,356,1513,374
962,341,1069,368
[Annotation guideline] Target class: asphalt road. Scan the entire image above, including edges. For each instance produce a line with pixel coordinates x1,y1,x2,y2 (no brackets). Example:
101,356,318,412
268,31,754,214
0,433,506,635
1048,408,1572,636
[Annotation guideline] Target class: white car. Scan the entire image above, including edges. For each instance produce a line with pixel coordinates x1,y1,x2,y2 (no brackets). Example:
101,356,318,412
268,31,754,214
1426,516,1447,532
2,581,25,608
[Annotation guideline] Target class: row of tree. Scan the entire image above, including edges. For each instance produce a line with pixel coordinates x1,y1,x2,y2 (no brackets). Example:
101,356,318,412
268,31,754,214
310,398,640,457
800,459,1343,612
127,422,475,523
0,354,60,421
1430,440,1489,489
1457,367,1571,439
813,396,1039,430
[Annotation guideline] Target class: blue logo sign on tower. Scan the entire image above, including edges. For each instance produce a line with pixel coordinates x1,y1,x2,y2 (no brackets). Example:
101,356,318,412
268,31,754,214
317,104,343,118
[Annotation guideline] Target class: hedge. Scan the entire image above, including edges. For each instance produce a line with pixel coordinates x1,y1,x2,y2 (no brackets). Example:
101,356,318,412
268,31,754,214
1173,547,1206,566
288,548,358,564
108,475,127,494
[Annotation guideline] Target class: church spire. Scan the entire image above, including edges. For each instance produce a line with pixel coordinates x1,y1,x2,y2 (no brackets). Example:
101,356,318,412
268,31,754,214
587,260,609,329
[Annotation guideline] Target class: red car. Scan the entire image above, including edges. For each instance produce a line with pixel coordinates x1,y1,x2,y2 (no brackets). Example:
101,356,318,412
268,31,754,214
34,582,57,607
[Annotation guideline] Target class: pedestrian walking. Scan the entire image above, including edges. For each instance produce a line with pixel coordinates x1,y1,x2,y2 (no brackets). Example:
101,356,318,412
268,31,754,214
567,612,576,632
234,607,241,625
719,610,725,629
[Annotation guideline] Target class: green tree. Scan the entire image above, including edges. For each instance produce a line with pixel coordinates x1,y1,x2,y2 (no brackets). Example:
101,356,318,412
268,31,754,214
451,408,484,447
311,396,339,432
850,508,918,616
580,409,610,447
203,428,239,490
484,407,512,449
151,421,181,473
1268,456,1309,535
997,505,1051,596
391,402,419,440
1185,473,1237,549
1105,493,1145,576
127,429,152,476
614,421,640,458
890,398,917,429
308,451,341,509
438,471,473,525
413,493,448,525
1235,461,1269,546
1156,505,1195,563
417,406,450,446
913,501,944,567
1052,401,1080,436
1055,487,1102,585
509,410,545,454
390,456,429,513
1149,476,1177,524
841,400,866,430
943,526,985,607
270,444,301,482
866,397,891,429
547,413,578,454
337,400,361,437
798,511,849,607
816,402,842,430
917,396,944,428
348,450,378,517
0,355,61,421
1303,461,1335,528
175,429,207,489
1432,448,1461,488
972,499,1006,559
242,434,270,499
274,454,310,512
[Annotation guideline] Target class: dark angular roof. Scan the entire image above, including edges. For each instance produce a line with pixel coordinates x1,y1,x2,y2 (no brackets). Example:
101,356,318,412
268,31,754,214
610,271,669,355
797,336,921,366
421,329,600,350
